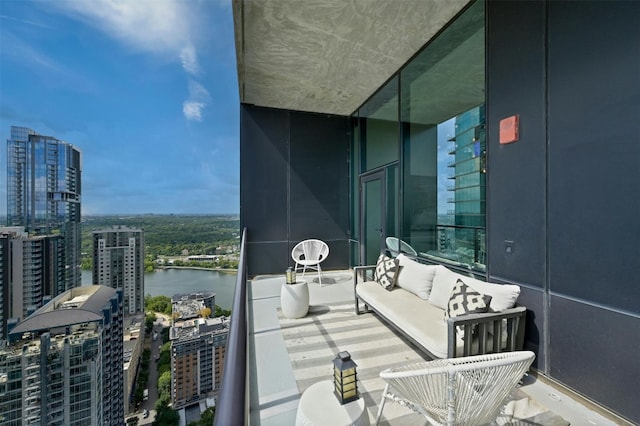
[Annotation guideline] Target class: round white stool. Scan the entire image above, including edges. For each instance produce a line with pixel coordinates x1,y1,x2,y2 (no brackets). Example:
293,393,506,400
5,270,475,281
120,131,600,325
280,281,309,319
295,381,368,426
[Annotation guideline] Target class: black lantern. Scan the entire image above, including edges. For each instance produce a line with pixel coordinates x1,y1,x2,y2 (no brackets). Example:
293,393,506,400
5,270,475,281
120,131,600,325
333,351,358,404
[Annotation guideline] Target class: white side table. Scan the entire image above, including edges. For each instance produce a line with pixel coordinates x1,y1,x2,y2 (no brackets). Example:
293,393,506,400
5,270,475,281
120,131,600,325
280,280,309,319
295,381,368,426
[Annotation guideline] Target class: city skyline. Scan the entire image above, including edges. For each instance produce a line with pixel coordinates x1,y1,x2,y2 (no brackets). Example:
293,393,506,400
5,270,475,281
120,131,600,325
0,0,239,215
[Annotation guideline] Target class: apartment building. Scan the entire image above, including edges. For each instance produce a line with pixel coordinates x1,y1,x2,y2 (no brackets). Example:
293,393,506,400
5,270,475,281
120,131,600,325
170,299,228,409
92,226,144,315
0,227,65,342
6,126,82,290
0,286,124,425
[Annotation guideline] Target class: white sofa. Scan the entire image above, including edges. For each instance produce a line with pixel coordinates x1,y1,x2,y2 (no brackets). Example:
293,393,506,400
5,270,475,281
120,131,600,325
354,254,527,359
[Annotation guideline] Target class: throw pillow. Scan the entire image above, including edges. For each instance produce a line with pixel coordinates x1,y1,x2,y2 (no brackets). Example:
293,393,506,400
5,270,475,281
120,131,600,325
445,279,492,337
395,254,438,299
428,265,458,309
373,253,399,290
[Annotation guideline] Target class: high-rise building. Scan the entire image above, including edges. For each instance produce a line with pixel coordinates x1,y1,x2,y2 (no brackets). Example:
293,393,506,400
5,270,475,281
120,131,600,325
170,295,228,409
92,226,145,315
6,126,82,290
0,227,65,341
0,285,124,425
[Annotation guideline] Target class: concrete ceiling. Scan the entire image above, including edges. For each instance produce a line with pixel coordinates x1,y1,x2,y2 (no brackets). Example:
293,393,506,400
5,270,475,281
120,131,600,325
233,0,471,117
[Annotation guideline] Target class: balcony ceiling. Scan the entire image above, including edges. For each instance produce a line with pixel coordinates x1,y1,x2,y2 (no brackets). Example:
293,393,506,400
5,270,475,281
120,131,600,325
233,0,471,116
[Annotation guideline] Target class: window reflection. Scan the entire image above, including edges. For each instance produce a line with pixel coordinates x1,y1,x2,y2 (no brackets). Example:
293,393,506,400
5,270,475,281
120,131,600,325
400,0,486,272
360,76,399,171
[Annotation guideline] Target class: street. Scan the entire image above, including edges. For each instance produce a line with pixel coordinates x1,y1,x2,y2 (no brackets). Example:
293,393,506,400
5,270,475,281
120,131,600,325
126,314,171,425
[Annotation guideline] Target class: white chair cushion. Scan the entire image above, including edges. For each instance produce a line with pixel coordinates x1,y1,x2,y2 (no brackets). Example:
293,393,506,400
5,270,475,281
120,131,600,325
395,254,437,300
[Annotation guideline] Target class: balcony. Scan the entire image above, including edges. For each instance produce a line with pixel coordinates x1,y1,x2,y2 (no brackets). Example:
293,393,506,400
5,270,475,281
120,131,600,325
215,230,626,425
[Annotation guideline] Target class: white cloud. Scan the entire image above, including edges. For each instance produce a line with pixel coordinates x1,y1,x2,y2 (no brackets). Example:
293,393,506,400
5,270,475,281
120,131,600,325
51,0,201,75
180,45,200,75
183,80,211,121
50,0,214,120
183,101,206,121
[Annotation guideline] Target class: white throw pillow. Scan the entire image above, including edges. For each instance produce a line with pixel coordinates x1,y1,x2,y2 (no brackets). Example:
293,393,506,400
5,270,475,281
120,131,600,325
395,254,438,299
428,265,520,312
428,265,458,309
460,276,520,312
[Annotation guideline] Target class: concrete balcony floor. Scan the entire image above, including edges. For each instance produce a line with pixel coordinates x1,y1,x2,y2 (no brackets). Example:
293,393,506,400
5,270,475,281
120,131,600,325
248,271,626,426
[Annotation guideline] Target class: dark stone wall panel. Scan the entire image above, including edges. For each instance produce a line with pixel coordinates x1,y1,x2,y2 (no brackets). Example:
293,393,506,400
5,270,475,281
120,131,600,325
547,1,640,312
240,105,350,276
247,242,290,278
485,0,546,288
240,105,289,242
290,111,350,242
550,296,640,424
512,285,545,372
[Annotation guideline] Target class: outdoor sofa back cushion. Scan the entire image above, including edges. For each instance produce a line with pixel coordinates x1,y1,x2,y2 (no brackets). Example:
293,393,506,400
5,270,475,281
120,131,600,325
429,266,520,312
395,254,438,299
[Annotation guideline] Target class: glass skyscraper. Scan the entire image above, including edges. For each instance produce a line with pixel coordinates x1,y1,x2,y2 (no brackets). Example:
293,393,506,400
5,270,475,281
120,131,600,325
7,126,82,290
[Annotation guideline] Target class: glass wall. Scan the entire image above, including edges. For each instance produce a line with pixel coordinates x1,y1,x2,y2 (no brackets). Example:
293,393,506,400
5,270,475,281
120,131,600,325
349,114,361,266
360,76,399,171
353,0,486,272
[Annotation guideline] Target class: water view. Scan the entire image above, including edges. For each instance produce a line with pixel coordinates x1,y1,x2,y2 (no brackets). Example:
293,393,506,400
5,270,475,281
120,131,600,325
82,268,237,309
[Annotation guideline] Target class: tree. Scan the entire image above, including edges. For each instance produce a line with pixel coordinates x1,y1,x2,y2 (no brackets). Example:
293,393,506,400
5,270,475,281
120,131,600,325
153,399,179,426
186,407,216,426
199,307,212,318
145,313,157,334
158,370,171,401
214,305,231,318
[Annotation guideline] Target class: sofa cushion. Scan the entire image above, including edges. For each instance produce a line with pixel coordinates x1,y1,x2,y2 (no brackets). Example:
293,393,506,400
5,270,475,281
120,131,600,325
429,266,520,312
356,281,449,358
356,281,505,358
395,254,438,299
373,253,399,290
428,265,459,309
460,276,520,312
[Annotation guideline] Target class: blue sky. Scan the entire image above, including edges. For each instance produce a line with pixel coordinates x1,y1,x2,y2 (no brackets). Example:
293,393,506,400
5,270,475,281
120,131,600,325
0,0,239,215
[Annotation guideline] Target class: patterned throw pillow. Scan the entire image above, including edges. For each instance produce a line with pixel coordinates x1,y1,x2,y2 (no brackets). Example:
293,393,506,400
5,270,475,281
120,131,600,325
373,253,399,290
445,279,492,337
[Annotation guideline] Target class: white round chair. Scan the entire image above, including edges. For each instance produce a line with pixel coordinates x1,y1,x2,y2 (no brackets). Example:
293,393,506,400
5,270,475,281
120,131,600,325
291,239,329,286
385,237,417,257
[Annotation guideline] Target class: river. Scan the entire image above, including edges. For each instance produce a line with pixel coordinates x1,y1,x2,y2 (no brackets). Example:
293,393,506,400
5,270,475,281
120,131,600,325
81,268,237,309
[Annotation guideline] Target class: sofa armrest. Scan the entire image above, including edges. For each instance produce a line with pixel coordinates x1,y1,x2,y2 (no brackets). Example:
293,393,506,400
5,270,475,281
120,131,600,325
353,265,376,314
446,305,527,358
353,265,376,284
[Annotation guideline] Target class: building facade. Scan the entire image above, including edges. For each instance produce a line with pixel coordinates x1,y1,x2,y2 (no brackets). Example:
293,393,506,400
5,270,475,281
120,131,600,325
234,0,639,423
0,227,65,342
170,302,227,409
0,285,124,425
6,126,82,290
92,226,145,315
123,315,144,415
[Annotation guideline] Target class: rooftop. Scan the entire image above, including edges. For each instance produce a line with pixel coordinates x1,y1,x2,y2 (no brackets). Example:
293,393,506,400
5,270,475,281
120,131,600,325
248,271,628,425
10,285,117,336
170,317,228,341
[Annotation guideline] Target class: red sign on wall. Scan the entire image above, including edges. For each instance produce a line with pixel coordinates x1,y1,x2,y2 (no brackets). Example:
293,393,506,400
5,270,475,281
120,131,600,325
499,115,519,144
